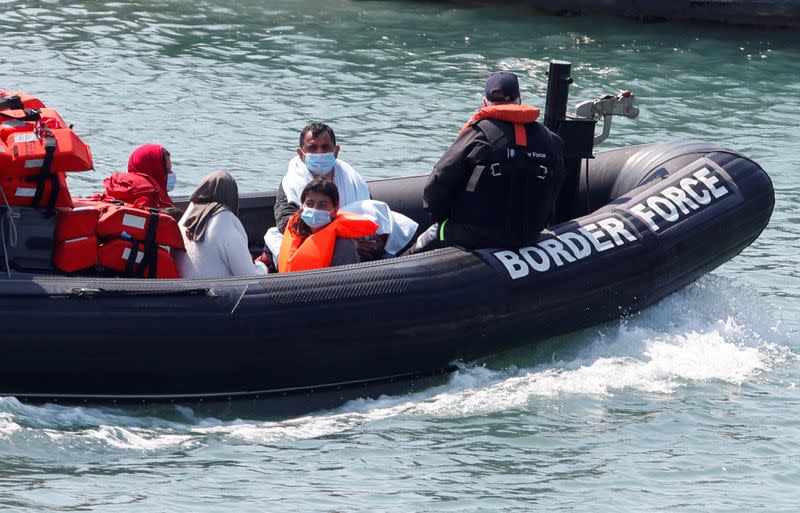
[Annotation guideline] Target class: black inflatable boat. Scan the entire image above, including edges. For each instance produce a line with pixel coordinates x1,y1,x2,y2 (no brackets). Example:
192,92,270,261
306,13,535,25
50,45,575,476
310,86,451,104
0,63,774,415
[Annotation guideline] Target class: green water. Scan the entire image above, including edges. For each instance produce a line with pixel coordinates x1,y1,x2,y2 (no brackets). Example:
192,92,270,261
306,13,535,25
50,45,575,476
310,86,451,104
2,1,799,511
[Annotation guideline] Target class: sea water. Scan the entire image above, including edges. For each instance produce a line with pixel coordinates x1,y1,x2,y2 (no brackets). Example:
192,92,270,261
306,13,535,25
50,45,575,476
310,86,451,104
2,1,799,511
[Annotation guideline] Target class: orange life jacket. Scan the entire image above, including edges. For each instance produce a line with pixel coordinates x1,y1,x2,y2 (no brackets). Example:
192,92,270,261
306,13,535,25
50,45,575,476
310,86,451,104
0,107,93,178
0,172,73,209
278,213,378,273
97,239,180,279
52,199,184,277
52,203,102,273
459,103,541,146
1,92,93,211
0,90,46,110
96,204,184,248
52,235,98,273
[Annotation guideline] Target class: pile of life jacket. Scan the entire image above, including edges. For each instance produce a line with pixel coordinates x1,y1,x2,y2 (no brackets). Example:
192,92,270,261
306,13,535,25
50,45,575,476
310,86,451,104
54,198,184,278
0,90,93,210
1,89,183,278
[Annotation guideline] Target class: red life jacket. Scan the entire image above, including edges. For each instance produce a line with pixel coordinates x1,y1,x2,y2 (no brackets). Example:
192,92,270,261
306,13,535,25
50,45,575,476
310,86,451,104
53,204,102,273
1,94,93,211
0,172,73,209
96,204,184,247
0,108,94,177
0,89,46,110
97,239,179,279
53,199,183,278
459,104,541,146
278,213,378,273
53,234,99,273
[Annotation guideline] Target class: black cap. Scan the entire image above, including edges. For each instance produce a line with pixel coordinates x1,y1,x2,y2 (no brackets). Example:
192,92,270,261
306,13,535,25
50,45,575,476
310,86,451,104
484,71,520,102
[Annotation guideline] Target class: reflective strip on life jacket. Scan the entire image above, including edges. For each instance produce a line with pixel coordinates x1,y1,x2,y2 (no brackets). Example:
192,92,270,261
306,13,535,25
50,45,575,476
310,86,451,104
53,235,98,273
96,205,184,249
0,107,93,178
54,199,183,278
97,239,179,279
0,173,73,209
55,205,102,241
278,213,379,273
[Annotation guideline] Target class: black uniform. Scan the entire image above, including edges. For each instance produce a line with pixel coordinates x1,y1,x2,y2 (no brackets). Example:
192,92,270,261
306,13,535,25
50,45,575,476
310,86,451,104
422,117,565,250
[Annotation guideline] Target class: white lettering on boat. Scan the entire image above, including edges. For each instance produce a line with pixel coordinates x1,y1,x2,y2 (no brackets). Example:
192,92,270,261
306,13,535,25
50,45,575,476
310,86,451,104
493,216,636,280
628,166,730,232
492,164,732,280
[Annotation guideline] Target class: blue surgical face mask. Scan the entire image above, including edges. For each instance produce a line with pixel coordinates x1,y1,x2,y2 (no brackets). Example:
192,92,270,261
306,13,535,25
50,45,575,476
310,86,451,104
166,173,176,192
303,152,336,175
300,207,332,228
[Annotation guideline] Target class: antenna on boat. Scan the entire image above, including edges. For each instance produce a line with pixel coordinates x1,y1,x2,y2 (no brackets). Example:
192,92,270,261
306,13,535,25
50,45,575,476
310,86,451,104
545,60,596,223
543,60,573,133
545,60,640,222
573,91,640,146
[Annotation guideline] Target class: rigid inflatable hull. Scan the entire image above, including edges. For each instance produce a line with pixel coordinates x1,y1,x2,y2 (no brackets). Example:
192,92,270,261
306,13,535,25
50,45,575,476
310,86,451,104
0,142,774,413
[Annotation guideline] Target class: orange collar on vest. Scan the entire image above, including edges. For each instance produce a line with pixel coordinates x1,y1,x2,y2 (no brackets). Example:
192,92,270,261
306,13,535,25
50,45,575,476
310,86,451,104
459,104,541,146
470,103,540,125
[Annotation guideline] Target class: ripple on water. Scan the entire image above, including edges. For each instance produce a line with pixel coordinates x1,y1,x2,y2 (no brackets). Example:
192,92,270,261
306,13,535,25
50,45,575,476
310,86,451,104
1,2,800,510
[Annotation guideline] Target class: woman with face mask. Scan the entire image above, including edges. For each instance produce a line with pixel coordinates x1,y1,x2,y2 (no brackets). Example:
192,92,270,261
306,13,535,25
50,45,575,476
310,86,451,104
278,178,378,273
174,170,268,279
103,144,176,209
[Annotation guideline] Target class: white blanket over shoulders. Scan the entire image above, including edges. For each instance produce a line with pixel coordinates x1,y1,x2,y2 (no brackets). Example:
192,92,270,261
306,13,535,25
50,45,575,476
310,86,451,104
266,158,418,260
339,200,418,256
281,155,371,207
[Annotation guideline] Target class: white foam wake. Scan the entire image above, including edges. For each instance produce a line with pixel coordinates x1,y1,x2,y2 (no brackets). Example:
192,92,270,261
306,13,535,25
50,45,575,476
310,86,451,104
1,275,796,448
195,275,797,442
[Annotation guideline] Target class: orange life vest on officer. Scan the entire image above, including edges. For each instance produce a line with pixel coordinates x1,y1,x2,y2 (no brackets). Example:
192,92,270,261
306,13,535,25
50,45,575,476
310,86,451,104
459,103,541,145
278,212,378,273
421,71,565,250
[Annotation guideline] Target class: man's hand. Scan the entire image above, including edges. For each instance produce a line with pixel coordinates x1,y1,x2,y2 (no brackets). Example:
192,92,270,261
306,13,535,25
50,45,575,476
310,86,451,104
356,234,388,262
254,250,277,273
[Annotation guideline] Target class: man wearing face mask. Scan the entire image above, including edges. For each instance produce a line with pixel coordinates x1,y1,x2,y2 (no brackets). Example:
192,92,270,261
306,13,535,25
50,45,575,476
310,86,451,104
273,122,370,234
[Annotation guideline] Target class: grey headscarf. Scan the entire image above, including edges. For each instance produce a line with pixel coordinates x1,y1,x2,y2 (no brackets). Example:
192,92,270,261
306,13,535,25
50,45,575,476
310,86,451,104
183,170,239,242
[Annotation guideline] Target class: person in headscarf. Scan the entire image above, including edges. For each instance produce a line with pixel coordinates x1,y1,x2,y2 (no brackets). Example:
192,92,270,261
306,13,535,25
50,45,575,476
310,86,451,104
174,170,268,279
103,144,175,209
